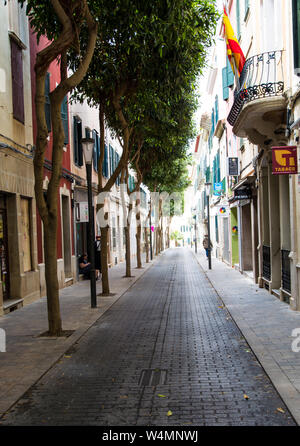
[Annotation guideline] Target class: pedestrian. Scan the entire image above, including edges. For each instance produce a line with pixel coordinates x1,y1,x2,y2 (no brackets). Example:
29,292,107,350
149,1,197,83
94,235,101,280
78,253,91,279
202,235,212,258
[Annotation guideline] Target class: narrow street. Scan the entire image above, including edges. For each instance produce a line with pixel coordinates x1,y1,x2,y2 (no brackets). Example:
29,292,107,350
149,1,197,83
0,249,295,426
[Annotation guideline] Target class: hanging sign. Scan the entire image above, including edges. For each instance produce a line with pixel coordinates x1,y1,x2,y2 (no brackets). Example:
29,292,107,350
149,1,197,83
272,146,298,175
228,157,239,176
213,182,223,196
76,202,89,222
217,205,230,217
234,188,252,200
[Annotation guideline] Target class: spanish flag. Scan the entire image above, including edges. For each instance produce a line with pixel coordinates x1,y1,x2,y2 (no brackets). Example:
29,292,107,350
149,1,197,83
223,7,245,76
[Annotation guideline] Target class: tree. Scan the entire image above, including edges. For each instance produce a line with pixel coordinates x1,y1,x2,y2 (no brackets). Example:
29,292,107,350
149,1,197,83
170,230,184,247
16,0,98,335
73,0,218,289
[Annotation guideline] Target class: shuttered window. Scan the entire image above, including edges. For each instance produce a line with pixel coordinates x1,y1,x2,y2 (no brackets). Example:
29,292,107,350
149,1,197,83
93,130,100,172
109,144,114,177
102,144,109,178
115,151,120,186
222,59,235,100
236,0,241,40
10,38,24,124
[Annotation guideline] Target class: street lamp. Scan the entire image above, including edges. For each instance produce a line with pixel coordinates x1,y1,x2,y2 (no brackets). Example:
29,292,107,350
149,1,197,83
82,137,97,308
205,182,212,270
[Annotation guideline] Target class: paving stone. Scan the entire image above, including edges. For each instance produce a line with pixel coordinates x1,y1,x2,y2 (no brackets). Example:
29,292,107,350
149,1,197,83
0,249,296,426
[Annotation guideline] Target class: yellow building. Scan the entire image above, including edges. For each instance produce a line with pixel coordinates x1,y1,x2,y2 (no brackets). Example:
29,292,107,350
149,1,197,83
0,0,40,315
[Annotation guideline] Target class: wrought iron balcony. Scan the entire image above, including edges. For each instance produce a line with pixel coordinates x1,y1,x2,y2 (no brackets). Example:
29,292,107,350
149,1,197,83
227,50,285,127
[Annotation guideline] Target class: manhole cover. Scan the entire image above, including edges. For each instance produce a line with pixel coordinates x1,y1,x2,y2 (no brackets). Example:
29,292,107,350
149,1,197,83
139,369,167,387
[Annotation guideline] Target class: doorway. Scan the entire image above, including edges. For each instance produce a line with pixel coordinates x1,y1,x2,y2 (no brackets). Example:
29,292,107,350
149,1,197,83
0,207,10,300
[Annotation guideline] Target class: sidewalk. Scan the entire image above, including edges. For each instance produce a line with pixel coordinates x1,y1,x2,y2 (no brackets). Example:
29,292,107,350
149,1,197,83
0,254,156,418
193,248,300,425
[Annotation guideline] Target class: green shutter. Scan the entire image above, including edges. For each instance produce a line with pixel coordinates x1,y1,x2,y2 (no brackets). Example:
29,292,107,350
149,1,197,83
102,144,108,178
92,130,98,172
236,0,241,39
222,67,229,100
227,58,234,86
61,96,69,145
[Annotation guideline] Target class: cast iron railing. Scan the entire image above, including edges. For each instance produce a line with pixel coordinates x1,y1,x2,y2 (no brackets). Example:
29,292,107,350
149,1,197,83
227,50,285,127
281,249,291,294
262,245,271,281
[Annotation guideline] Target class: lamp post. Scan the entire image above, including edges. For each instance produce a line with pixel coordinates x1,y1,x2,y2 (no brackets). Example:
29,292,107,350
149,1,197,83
82,137,97,308
192,208,197,254
205,182,212,270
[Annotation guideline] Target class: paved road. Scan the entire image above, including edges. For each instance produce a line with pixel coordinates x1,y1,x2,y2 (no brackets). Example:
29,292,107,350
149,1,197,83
0,249,296,426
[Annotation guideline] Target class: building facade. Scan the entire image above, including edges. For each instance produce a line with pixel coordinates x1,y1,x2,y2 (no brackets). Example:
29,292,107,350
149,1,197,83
0,0,40,315
193,0,300,311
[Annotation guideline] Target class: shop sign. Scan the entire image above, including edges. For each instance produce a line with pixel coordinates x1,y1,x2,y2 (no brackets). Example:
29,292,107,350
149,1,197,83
213,182,223,196
272,146,298,175
234,188,252,200
76,202,89,222
217,205,230,217
228,157,239,176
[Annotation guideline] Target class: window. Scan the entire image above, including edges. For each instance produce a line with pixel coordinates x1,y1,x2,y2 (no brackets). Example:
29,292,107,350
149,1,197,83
236,0,241,40
61,96,69,145
10,38,24,123
109,145,115,177
222,59,234,100
73,117,83,167
92,130,100,172
103,144,109,178
244,0,250,21
115,151,120,186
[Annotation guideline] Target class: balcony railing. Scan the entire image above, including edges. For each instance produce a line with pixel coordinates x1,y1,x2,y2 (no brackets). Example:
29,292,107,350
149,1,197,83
262,245,271,281
281,249,291,294
227,50,285,127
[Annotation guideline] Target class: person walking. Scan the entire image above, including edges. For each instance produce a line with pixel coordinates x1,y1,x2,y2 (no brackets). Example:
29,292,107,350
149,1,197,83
94,235,102,280
202,234,212,258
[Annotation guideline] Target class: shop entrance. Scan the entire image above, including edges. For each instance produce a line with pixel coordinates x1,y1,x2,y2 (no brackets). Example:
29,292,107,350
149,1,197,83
0,203,10,300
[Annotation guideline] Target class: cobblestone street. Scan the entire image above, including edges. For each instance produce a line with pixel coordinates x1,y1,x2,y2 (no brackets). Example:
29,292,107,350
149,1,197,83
0,249,296,426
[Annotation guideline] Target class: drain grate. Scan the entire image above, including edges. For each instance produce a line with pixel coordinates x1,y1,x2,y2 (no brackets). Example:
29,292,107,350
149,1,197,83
139,369,167,387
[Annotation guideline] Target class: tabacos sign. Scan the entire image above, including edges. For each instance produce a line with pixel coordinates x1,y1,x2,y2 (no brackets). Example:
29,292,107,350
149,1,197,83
272,146,298,175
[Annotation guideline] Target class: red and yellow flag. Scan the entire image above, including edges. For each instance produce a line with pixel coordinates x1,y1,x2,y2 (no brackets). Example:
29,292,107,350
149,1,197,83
223,7,245,76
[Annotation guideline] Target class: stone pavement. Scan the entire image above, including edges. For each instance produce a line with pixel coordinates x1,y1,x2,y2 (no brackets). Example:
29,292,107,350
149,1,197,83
0,254,155,419
193,248,300,425
0,248,295,426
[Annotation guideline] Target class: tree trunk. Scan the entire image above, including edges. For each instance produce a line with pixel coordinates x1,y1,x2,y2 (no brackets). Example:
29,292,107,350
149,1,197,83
44,218,61,335
125,202,133,277
144,227,149,263
135,187,142,268
100,225,110,295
